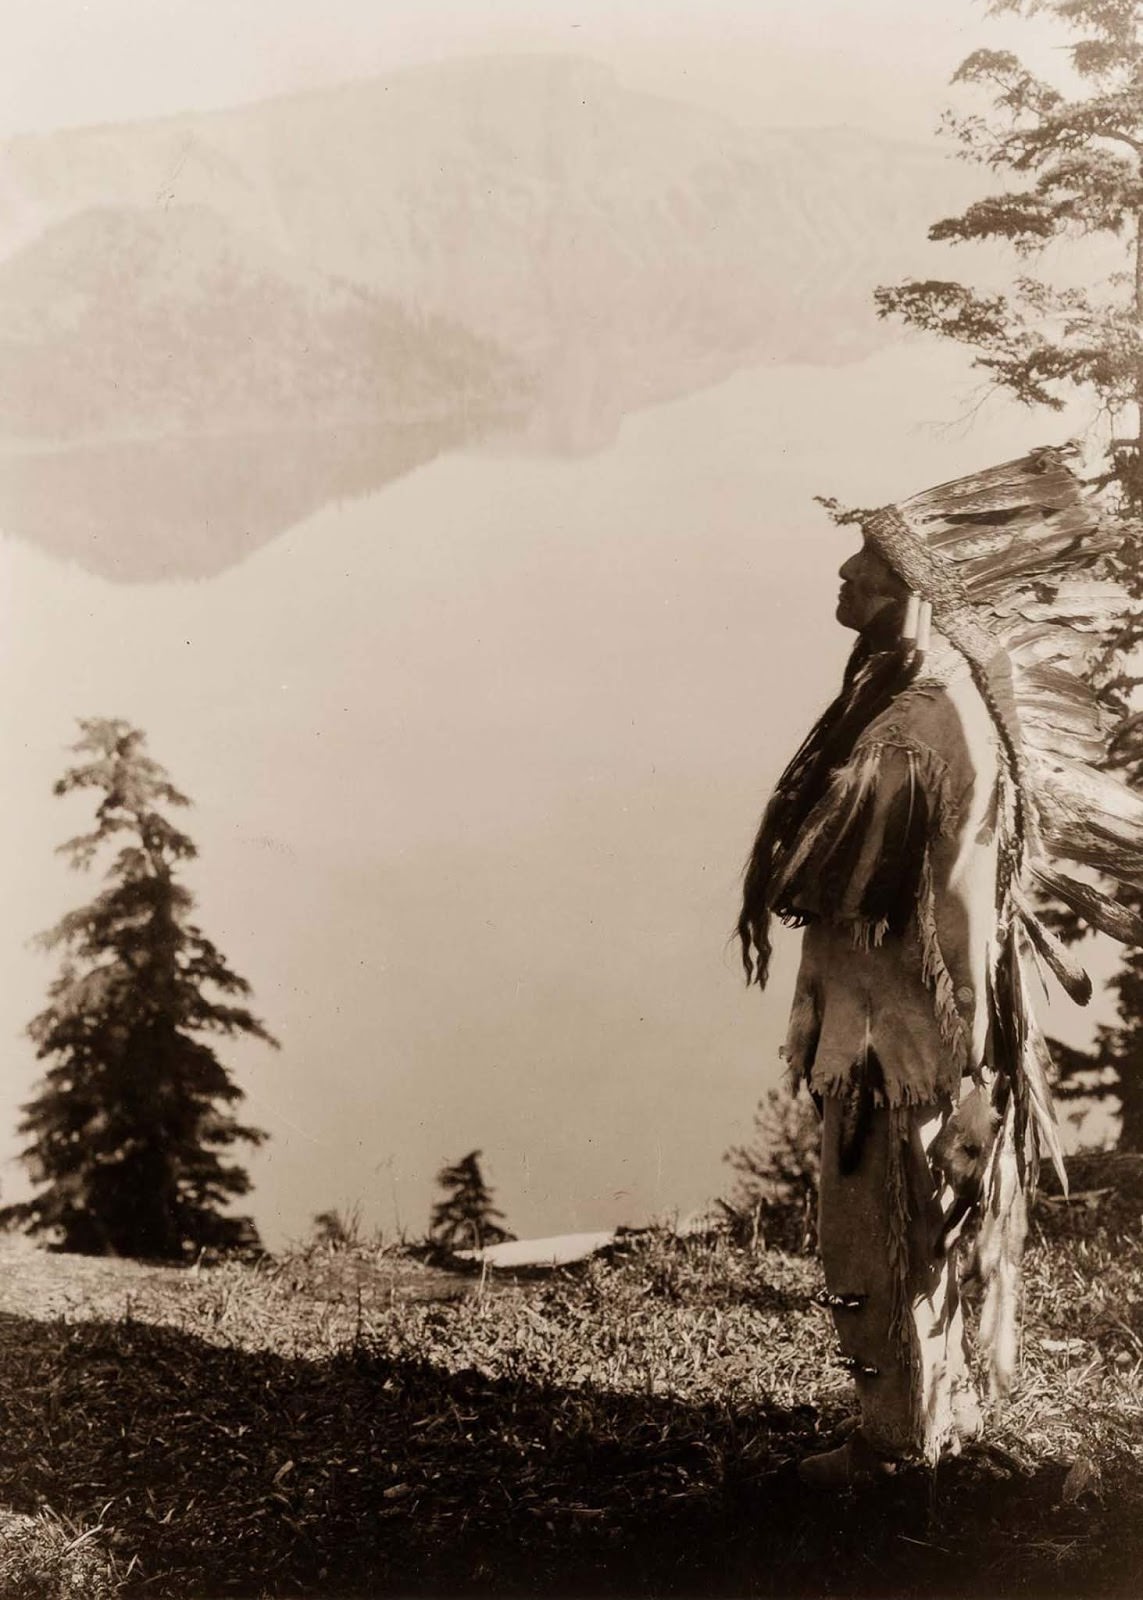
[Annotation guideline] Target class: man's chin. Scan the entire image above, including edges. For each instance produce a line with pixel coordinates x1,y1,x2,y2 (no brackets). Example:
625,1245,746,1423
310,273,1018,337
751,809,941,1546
835,598,859,631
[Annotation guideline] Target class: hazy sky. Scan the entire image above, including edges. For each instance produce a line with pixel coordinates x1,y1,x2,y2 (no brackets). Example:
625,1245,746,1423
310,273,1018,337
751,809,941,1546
3,0,1065,142
0,0,1096,1250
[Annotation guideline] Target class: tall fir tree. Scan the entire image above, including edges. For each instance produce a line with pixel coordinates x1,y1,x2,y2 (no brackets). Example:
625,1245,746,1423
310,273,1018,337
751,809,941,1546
1,718,275,1258
429,1150,514,1254
874,0,1143,1146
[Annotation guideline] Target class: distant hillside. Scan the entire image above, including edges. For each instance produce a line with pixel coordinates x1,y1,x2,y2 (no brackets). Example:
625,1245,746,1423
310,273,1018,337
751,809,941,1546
0,420,482,581
0,55,986,578
0,203,527,440
0,56,980,449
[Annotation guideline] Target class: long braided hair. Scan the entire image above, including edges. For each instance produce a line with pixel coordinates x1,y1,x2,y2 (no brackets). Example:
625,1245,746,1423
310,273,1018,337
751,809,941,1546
737,615,919,987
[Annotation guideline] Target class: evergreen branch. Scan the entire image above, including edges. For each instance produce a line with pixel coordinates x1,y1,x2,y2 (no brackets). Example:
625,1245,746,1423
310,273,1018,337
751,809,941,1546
931,193,1060,252
1071,36,1135,80
952,49,1064,120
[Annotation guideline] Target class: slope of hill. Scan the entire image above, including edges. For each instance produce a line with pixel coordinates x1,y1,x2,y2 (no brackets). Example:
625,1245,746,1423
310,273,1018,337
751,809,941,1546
0,419,484,581
0,203,527,441
0,199,528,576
0,55,991,578
0,56,980,449
0,1222,1140,1596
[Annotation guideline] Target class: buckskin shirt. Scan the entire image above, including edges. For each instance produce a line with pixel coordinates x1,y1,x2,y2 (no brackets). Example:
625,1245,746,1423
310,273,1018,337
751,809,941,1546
776,643,1000,1462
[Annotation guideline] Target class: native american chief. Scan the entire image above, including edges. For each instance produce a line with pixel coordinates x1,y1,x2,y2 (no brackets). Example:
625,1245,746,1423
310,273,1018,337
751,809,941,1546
738,447,1143,1485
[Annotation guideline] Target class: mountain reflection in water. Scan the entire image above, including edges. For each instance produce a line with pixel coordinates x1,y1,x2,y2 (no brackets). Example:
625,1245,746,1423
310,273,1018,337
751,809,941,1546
0,415,514,582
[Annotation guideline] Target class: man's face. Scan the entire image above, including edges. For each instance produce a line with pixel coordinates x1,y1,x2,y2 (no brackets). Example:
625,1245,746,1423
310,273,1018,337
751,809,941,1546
836,539,910,633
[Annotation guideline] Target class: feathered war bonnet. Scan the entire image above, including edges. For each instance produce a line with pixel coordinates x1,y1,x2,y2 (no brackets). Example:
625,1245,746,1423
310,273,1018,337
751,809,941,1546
862,444,1143,965
860,446,1143,1399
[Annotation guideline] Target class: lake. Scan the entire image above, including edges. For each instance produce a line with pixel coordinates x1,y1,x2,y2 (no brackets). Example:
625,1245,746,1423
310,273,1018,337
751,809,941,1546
0,341,1097,1248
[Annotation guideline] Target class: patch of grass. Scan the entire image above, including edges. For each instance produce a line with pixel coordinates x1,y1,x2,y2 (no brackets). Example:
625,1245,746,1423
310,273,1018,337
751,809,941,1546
0,1506,124,1599
0,1210,1141,1597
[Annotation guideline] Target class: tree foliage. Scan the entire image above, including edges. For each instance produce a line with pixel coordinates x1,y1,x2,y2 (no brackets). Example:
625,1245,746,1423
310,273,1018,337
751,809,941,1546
429,1150,514,1255
875,0,1143,1146
0,719,275,1258
875,1,1143,463
722,1087,821,1252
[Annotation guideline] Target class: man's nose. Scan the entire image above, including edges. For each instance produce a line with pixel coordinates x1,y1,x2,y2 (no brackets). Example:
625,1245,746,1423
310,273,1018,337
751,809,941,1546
838,552,862,582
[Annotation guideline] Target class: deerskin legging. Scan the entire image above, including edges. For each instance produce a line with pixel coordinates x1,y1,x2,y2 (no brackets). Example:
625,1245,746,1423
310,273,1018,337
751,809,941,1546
818,1097,982,1462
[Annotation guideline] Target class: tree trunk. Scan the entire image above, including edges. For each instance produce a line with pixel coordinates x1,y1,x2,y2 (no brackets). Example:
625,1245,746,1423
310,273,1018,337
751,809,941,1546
1115,201,1143,1154
1118,1056,1143,1151
1135,201,1143,506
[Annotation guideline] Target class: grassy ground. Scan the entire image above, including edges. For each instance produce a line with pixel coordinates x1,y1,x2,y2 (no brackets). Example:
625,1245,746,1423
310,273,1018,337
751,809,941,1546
0,1194,1141,1599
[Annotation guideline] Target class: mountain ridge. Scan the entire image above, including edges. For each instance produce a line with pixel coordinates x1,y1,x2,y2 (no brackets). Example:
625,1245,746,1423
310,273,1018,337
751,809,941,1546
0,202,529,440
0,53,986,577
0,54,981,404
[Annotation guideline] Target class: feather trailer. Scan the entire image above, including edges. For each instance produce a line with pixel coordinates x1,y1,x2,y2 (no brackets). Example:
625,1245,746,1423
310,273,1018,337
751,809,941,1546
977,954,1032,1397
1029,862,1143,946
923,507,1100,579
1021,722,1105,765
901,445,1088,523
1017,663,1102,713
926,513,1050,562
1023,1021,1069,1197
1018,679,1106,761
1015,662,1107,760
1013,578,1132,633
1016,675,1104,731
976,1096,1029,1398
1009,930,1069,1192
1005,620,1096,676
1034,757,1143,883
961,513,1118,598
1012,884,1092,1006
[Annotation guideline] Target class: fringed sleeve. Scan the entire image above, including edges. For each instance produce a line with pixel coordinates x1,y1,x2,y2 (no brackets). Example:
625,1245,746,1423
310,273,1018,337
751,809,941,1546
768,736,952,947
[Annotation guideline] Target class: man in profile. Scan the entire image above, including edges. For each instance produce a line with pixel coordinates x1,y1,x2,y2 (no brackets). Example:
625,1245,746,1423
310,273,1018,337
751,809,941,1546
737,448,1140,1483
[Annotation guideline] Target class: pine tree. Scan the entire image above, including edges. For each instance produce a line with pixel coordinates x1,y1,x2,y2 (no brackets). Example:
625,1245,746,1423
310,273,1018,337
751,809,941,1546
874,0,1143,1146
429,1150,514,1254
1,718,275,1258
723,1087,821,1251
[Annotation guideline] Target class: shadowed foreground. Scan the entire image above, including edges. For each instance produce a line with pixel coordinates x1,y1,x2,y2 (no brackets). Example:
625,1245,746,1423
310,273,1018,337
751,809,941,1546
0,1216,1140,1597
